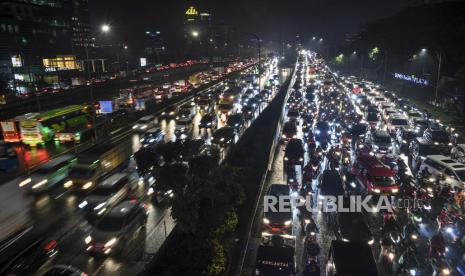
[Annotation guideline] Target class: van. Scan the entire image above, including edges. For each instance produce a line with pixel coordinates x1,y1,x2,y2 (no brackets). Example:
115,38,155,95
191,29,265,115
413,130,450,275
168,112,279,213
132,115,156,131
387,114,409,135
20,155,76,192
418,155,465,190
352,152,398,194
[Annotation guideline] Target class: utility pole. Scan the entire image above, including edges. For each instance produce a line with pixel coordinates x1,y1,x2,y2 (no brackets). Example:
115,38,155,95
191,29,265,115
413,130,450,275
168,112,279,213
434,50,443,107
85,45,98,139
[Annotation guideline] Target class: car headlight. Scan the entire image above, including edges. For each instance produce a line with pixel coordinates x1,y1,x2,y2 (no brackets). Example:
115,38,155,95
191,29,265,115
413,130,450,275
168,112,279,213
94,202,107,210
141,125,147,130
299,157,303,161
263,218,270,224
105,238,117,248
373,188,381,194
78,200,88,209
315,130,321,134
19,178,32,187
284,220,292,226
328,130,332,134
448,142,453,146
207,122,211,126
64,180,73,188
442,268,450,275
220,137,225,142
368,239,374,245
392,188,399,193
388,146,393,150
85,235,92,244
82,182,93,190
132,125,138,129
284,157,288,161
282,134,286,138
32,179,48,189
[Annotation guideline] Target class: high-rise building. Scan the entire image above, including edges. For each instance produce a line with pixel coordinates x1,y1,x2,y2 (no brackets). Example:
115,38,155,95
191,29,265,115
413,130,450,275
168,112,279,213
0,0,89,95
143,31,165,65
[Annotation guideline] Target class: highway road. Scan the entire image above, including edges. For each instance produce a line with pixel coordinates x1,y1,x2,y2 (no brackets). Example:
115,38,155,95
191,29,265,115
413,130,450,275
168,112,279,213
0,58,290,276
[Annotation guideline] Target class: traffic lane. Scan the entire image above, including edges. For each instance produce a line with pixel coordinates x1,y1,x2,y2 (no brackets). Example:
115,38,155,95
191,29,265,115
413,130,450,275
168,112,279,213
47,203,173,276
0,64,210,119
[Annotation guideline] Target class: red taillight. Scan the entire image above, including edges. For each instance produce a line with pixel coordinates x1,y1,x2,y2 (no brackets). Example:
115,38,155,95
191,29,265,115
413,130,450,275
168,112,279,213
130,198,137,204
44,240,57,252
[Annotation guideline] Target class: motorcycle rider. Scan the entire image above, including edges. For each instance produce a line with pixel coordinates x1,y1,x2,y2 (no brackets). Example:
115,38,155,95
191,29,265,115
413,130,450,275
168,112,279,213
429,232,446,258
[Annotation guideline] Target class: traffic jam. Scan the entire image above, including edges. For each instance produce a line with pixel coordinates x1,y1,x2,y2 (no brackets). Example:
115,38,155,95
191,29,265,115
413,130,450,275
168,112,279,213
254,50,465,276
0,58,284,275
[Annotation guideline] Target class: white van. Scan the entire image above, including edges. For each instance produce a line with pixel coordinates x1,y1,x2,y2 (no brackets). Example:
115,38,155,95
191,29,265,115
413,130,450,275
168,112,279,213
418,155,465,190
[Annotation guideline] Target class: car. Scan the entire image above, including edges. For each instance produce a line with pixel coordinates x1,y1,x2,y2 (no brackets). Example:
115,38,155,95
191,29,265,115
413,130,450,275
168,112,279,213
84,200,147,255
0,227,58,275
336,211,374,245
319,170,344,197
284,139,304,166
226,113,245,130
366,130,392,154
19,155,76,192
282,121,298,141
160,105,178,119
174,120,193,139
254,243,295,276
365,112,380,129
199,113,218,129
262,184,292,234
78,173,135,217
140,127,164,147
212,127,236,147
418,155,465,190
423,128,452,149
405,110,424,121
409,137,443,172
382,108,397,121
387,114,409,135
132,115,156,131
396,126,421,152
41,265,87,276
287,109,300,121
366,104,379,114
314,121,331,145
410,118,430,133
242,104,256,120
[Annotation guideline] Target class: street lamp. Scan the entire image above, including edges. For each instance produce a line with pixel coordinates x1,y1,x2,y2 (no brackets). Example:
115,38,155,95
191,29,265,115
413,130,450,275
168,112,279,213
191,31,199,37
101,24,110,33
85,24,111,140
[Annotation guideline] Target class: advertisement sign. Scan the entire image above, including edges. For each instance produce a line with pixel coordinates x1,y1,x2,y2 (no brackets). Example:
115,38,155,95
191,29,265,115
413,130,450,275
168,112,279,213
140,58,147,67
134,99,146,111
99,100,114,114
11,55,23,67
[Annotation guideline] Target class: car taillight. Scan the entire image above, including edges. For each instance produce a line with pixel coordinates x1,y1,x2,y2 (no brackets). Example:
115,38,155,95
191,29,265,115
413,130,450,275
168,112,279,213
44,240,57,252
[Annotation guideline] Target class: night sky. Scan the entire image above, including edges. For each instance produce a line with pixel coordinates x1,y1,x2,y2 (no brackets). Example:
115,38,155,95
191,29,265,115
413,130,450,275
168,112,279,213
89,0,409,49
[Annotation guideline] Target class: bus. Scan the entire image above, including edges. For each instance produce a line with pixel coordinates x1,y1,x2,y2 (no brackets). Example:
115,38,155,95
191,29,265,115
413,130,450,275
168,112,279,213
1,113,38,143
19,105,91,146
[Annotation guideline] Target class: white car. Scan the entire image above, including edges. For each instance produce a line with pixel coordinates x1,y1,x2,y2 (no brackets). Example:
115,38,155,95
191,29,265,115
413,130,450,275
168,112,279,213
418,155,465,190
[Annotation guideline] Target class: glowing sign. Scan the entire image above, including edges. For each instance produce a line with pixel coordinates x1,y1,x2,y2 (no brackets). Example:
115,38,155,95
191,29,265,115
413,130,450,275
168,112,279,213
140,58,147,67
11,55,23,67
185,6,198,16
394,73,429,86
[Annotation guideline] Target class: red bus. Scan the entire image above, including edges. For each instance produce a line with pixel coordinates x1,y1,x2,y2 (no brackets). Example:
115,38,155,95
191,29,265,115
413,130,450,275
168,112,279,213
352,152,398,194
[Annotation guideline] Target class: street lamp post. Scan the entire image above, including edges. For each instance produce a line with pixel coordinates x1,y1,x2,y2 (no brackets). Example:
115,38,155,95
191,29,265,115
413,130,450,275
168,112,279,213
434,50,443,107
84,24,111,140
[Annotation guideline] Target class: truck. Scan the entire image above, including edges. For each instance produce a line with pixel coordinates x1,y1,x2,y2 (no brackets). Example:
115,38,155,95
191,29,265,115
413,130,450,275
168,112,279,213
67,139,133,191
326,240,379,276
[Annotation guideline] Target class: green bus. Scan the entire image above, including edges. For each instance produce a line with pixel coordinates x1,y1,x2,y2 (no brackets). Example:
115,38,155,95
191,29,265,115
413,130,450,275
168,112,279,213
19,105,91,146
